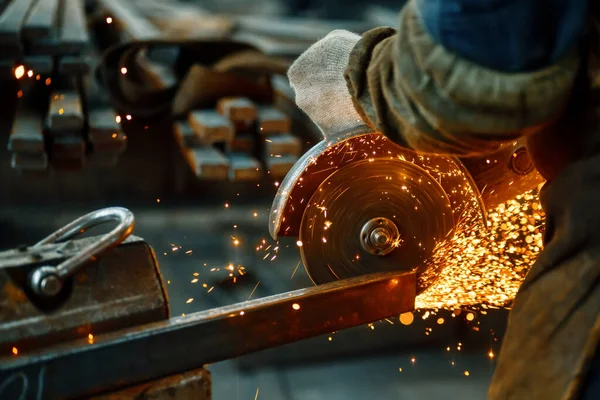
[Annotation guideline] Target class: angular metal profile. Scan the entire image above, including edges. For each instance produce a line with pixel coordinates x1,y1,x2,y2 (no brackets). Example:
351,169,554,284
0,270,417,400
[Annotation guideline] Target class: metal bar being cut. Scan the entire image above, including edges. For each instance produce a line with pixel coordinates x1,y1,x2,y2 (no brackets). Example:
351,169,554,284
0,271,416,400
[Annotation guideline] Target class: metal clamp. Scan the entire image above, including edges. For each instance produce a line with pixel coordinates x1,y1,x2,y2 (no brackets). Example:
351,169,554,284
28,207,135,297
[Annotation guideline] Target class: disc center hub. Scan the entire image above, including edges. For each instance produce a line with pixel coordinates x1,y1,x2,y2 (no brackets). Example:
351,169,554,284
360,217,400,256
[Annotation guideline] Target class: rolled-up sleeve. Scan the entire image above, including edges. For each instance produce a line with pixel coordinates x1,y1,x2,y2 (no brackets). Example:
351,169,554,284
344,0,583,156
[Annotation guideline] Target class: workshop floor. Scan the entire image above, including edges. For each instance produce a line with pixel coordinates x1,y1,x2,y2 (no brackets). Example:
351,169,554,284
2,202,505,400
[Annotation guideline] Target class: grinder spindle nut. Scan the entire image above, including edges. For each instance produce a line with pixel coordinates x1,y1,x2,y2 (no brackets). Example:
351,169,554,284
360,217,401,256
509,147,535,175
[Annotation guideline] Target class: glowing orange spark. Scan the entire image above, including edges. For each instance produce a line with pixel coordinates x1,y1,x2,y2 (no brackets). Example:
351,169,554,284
14,65,25,79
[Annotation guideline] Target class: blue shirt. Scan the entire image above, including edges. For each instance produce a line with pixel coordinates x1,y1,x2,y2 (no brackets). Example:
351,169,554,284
414,0,588,72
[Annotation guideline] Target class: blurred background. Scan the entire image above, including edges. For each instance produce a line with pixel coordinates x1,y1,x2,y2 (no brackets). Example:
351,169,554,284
0,1,502,399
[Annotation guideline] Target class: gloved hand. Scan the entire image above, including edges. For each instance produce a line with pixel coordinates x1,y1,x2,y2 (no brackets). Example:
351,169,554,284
287,30,370,141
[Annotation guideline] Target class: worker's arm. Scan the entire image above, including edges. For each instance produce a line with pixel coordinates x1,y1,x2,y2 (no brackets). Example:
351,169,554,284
346,0,588,155
289,0,588,156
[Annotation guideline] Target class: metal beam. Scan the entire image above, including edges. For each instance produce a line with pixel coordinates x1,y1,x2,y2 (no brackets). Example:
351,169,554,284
0,271,416,400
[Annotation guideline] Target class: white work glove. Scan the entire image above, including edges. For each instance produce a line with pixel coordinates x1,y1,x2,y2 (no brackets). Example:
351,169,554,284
288,30,370,141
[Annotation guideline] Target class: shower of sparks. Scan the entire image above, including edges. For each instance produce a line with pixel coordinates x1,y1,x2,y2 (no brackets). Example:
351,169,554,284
415,190,544,310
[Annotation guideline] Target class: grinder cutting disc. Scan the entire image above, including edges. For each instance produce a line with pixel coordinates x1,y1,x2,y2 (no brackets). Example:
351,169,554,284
299,158,455,289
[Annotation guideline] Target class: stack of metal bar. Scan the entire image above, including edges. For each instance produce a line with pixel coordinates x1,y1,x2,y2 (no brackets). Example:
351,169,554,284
94,0,308,182
0,0,94,85
2,0,127,174
5,0,373,179
174,97,303,181
0,0,78,79
8,83,48,174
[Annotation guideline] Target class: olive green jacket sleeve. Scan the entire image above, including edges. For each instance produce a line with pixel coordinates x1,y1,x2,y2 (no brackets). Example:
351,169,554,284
344,2,581,156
